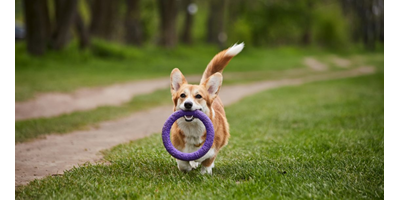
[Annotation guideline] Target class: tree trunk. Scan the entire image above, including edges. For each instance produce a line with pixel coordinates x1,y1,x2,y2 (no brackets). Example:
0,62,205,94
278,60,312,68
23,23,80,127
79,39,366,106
358,0,375,50
90,0,119,40
125,0,143,46
339,0,383,50
22,0,50,56
181,0,195,45
301,0,313,45
206,0,226,48
74,11,91,49
157,0,178,47
52,0,78,50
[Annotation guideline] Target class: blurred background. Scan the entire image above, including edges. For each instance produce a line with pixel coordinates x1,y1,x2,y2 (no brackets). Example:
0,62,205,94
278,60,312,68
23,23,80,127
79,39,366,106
14,0,384,105
14,1,385,192
15,0,383,55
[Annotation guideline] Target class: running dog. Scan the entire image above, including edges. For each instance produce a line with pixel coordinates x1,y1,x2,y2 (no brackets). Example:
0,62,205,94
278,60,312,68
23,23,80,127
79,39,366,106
169,43,244,174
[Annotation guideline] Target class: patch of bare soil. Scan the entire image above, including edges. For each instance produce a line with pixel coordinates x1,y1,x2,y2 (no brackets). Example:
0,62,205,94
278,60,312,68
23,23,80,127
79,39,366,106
331,55,351,68
304,57,329,71
15,66,375,186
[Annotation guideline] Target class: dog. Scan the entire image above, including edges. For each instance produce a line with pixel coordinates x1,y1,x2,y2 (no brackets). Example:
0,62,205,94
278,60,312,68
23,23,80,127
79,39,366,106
169,43,244,174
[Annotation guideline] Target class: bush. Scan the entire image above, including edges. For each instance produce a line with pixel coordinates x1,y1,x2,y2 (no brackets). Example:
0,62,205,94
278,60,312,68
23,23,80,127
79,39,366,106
312,2,350,49
228,0,352,50
90,39,145,59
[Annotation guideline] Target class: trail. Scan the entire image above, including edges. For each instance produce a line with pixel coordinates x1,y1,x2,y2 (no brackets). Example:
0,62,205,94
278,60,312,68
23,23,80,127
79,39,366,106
16,56,352,121
15,76,200,120
15,66,375,186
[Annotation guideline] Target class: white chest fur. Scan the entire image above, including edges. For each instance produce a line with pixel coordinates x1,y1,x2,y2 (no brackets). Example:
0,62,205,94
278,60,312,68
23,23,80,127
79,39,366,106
176,117,215,163
177,118,205,147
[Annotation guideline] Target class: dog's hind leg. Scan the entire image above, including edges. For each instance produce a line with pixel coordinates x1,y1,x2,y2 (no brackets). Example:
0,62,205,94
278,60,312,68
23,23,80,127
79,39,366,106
200,156,216,175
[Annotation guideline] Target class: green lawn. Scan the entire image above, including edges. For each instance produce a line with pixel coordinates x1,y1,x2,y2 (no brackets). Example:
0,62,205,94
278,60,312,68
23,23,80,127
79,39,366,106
16,40,352,102
16,71,383,199
15,50,383,143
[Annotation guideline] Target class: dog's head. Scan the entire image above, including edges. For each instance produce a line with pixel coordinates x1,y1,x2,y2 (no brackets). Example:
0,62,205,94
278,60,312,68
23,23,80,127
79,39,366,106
170,68,222,122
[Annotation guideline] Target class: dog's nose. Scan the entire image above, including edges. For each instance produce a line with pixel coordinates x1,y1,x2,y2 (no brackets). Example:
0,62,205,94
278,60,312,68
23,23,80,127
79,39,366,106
184,102,193,109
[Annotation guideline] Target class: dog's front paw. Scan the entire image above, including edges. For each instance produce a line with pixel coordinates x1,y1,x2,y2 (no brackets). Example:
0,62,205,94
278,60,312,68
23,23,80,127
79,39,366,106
177,160,192,172
178,164,192,172
189,161,200,169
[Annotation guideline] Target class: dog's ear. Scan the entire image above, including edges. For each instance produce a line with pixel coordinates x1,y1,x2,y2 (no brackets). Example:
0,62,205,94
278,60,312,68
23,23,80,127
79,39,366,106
203,72,223,100
170,68,187,95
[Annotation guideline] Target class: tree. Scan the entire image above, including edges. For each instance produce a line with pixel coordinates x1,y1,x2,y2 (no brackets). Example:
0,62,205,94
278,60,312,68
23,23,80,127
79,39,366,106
52,0,78,50
74,11,91,49
180,0,195,45
157,0,179,47
22,0,51,56
206,0,227,48
90,0,119,40
301,0,315,45
339,0,384,50
125,0,143,46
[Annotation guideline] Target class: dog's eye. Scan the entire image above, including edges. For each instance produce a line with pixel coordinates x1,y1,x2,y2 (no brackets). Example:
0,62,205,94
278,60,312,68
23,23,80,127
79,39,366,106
180,93,186,98
195,94,202,99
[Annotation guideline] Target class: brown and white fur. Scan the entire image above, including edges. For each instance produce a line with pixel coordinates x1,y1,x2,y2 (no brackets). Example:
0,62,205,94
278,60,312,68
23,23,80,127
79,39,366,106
169,43,244,175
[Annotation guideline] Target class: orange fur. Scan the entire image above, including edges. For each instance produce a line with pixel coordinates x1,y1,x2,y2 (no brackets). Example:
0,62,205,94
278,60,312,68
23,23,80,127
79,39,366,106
200,49,235,85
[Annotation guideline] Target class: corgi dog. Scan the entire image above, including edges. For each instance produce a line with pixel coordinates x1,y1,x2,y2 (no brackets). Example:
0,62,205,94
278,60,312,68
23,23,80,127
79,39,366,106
169,43,244,175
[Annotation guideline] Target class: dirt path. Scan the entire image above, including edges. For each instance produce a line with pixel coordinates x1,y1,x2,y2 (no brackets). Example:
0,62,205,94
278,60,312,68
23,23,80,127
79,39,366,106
15,66,375,186
304,57,329,71
331,55,351,68
15,76,200,121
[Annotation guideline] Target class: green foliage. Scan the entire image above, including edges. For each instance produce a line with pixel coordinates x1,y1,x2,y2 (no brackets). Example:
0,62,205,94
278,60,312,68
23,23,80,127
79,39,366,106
77,0,91,24
16,72,383,199
228,0,310,46
137,0,159,43
15,0,24,22
312,2,350,49
90,38,145,59
230,18,253,45
227,0,353,49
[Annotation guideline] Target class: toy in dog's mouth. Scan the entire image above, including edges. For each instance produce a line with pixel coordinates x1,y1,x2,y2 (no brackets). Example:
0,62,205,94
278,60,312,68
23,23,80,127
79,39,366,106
184,115,194,122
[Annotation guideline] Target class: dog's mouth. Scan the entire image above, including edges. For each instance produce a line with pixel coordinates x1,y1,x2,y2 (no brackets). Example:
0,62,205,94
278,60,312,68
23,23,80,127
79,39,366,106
184,115,194,122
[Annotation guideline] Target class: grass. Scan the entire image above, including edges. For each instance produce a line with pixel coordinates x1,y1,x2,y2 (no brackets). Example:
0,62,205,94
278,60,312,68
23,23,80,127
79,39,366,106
15,50,383,143
16,40,355,102
16,70,383,199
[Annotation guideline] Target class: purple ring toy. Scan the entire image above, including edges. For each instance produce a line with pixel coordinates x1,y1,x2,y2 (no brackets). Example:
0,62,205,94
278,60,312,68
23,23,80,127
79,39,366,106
162,110,214,161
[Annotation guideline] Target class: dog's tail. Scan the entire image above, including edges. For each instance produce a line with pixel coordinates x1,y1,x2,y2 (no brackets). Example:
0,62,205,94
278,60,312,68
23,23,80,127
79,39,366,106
200,42,244,85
